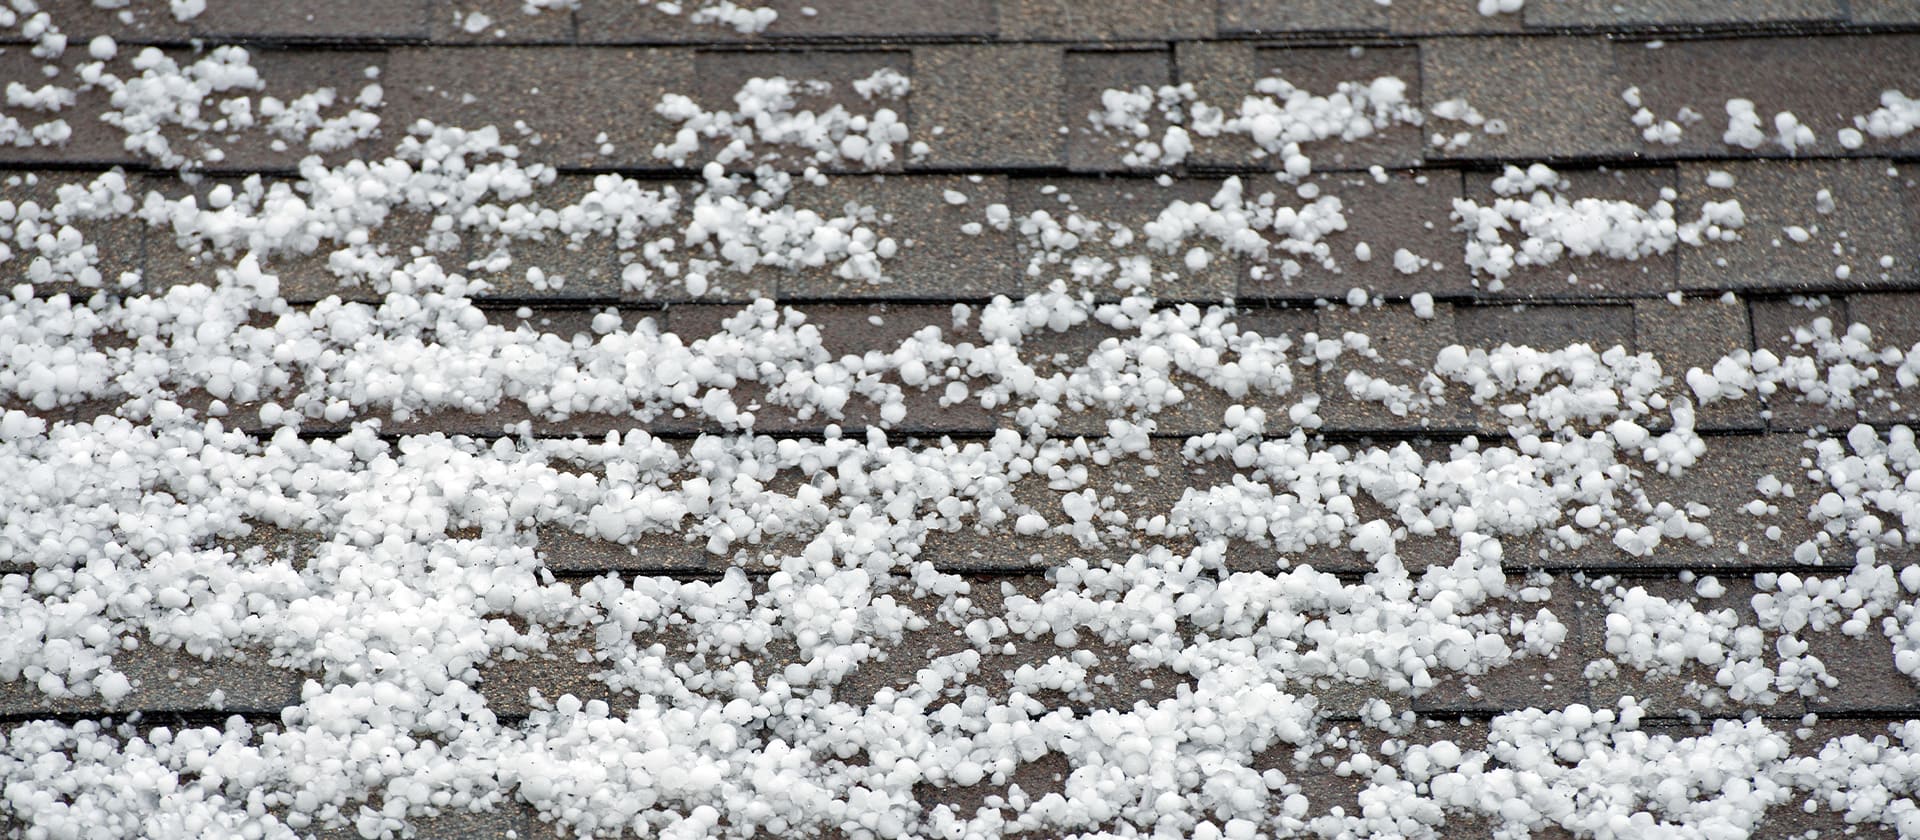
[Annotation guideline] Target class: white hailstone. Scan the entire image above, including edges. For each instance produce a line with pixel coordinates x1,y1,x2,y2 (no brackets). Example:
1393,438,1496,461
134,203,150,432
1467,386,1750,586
1409,292,1435,319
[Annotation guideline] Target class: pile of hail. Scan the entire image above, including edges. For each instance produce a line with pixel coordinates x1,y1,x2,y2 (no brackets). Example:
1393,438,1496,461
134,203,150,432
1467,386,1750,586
2,3,1920,839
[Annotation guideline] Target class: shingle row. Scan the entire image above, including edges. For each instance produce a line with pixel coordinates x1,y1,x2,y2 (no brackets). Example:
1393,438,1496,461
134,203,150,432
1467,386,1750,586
20,0,1917,45
4,37,1919,173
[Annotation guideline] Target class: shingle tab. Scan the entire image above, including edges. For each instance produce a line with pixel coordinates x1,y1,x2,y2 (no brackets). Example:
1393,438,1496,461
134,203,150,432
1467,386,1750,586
1240,169,1469,300
782,175,1017,300
1420,36,1630,162
1064,49,1173,174
689,48,913,173
0,641,303,716
429,0,577,43
1008,176,1243,303
1255,45,1425,172
1388,0,1529,34
1217,0,1388,33
1633,296,1764,431
910,44,1065,171
186,0,432,41
1750,295,1854,432
999,0,1216,41
385,46,693,169
1615,35,1920,160
1677,160,1919,293
1524,0,1844,28
0,171,144,299
1464,166,1680,298
1316,302,1471,432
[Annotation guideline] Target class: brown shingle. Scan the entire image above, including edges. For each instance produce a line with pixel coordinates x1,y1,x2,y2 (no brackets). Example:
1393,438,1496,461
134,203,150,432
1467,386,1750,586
1241,169,1469,300
1064,49,1173,174
428,0,577,43
385,46,693,169
1315,302,1472,432
1218,0,1389,34
1524,0,1844,28
1463,166,1680,298
999,0,1216,41
688,48,913,173
187,0,432,41
1615,35,1920,160
1633,296,1765,432
1007,176,1243,303
781,174,1019,300
1420,36,1631,162
910,44,1066,171
1678,161,1919,294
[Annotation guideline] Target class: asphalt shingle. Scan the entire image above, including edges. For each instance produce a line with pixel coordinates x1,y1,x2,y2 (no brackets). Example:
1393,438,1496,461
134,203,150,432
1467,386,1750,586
1315,302,1471,432
385,46,693,169
1008,176,1244,303
1238,169,1469,300
1615,35,1920,160
998,0,1216,41
689,48,913,172
1523,0,1845,28
1463,166,1680,298
1420,36,1630,162
1632,296,1765,431
781,174,1018,300
0,640,303,717
1064,49,1173,174
1677,160,1919,293
186,0,432,41
1216,0,1388,33
428,0,577,43
909,44,1065,171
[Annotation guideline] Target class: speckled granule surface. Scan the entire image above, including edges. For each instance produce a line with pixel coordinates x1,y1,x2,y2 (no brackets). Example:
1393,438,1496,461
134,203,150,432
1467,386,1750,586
3,2,1920,839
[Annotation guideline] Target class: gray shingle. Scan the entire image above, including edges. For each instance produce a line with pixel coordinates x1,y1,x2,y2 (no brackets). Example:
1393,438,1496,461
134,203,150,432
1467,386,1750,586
910,44,1065,171
1578,576,1797,716
1065,49,1173,174
0,51,142,167
1420,36,1631,162
1633,296,1765,431
186,0,432,41
306,803,540,840
1677,160,1919,293
1750,295,1856,432
1417,575,1594,713
1524,0,1844,28
572,0,752,43
1615,35,1920,160
177,49,391,172
385,46,693,169
464,176,622,301
1848,292,1920,427
9,1,193,42
1464,166,1680,298
0,170,145,299
1634,433,1832,567
999,0,1216,41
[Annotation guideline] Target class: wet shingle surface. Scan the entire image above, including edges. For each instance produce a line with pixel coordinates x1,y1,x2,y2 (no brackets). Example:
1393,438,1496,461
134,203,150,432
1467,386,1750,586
7,5,1920,839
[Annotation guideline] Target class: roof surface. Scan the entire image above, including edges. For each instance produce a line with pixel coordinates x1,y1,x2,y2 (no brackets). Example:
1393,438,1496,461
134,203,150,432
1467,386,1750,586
3,1,1920,838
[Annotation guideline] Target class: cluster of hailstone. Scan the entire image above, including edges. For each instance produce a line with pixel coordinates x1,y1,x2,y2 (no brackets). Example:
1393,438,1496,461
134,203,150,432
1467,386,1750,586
1451,163,1747,290
4,3,1920,839
1086,73,1435,176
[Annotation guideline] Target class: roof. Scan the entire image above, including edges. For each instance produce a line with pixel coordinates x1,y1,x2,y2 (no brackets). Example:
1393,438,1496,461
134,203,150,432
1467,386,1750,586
2,1,1919,838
